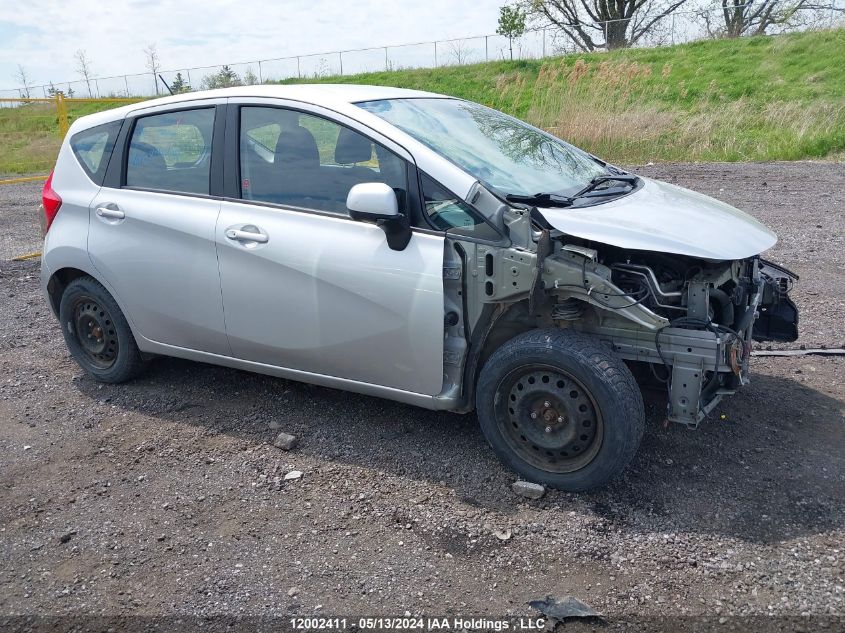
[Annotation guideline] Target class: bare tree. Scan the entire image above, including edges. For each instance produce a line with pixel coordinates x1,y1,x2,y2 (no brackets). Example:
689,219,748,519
14,64,32,99
527,0,693,51
143,43,162,95
448,40,473,65
74,49,95,97
711,0,840,37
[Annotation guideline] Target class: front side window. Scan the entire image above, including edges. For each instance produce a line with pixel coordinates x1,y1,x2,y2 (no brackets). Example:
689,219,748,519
420,174,500,241
239,106,406,215
125,108,214,195
357,98,608,199
70,120,122,185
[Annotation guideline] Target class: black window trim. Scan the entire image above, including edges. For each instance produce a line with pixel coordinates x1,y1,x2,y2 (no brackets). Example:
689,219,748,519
106,103,224,199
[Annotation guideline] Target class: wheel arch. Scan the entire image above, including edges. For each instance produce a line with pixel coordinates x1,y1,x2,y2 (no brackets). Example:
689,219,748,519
46,266,141,343
47,267,90,316
458,299,538,413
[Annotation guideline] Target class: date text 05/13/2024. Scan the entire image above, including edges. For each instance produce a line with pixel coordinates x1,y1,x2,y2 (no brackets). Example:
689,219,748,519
289,617,547,631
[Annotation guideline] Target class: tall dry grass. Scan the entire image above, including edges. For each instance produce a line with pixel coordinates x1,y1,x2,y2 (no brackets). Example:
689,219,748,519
488,57,845,163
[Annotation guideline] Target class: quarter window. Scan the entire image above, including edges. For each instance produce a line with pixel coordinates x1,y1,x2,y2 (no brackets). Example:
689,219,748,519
239,106,407,215
420,174,501,241
70,120,122,185
125,108,214,195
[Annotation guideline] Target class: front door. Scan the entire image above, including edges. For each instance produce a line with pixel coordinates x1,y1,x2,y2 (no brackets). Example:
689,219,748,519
215,103,445,395
88,105,229,356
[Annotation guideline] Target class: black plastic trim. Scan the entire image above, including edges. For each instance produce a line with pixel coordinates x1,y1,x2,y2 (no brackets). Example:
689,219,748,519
103,120,131,189
209,104,227,198
223,102,240,199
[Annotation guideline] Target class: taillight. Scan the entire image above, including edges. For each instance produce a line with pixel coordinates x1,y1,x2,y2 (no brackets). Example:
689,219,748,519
42,170,62,234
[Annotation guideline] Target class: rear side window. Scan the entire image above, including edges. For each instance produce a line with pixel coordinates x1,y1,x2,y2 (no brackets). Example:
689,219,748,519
125,108,214,195
70,120,122,185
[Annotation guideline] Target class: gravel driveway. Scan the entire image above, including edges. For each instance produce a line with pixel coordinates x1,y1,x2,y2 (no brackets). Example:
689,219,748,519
0,162,842,630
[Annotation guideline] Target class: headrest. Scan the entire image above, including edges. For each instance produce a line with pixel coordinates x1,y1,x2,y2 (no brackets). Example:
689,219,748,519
334,127,373,164
128,141,166,171
275,126,319,168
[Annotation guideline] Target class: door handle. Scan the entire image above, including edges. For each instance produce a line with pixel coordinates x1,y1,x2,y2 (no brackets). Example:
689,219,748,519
96,207,125,220
226,228,268,243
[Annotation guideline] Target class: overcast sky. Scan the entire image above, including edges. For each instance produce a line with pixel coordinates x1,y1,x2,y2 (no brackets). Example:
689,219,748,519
1,0,505,92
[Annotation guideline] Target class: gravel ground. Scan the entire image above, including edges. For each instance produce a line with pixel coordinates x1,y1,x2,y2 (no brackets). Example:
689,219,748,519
0,180,42,260
0,163,843,630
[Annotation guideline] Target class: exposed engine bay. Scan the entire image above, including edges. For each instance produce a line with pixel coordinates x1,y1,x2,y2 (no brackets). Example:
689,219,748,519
443,193,800,429
605,248,799,343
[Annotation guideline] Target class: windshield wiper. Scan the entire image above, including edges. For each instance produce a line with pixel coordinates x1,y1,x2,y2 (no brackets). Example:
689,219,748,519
505,174,638,208
573,174,639,198
505,192,574,208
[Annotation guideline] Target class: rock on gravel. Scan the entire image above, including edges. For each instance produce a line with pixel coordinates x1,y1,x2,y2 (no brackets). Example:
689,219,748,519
272,431,299,450
512,481,546,499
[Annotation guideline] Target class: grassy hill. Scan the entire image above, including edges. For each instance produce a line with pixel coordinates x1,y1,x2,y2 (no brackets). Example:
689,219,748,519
1,28,843,176
282,28,845,163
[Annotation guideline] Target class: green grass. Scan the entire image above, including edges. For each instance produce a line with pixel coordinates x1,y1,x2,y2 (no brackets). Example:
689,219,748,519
2,28,844,175
280,28,845,163
0,98,142,176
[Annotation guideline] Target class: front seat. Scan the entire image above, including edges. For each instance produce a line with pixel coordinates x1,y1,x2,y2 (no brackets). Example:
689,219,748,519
273,126,324,207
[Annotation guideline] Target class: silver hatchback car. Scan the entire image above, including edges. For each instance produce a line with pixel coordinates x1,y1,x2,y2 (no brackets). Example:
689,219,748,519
41,84,798,491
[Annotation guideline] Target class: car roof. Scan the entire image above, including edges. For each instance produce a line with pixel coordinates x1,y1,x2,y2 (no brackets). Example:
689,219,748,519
64,83,478,203
72,84,449,130
144,83,446,107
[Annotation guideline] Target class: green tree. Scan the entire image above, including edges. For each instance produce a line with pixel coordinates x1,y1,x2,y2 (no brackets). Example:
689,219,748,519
497,5,527,60
170,72,191,93
243,67,259,85
46,82,64,98
201,65,242,89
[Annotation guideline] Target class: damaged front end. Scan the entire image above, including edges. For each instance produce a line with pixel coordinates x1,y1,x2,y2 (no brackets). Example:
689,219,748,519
448,187,799,429
542,245,799,428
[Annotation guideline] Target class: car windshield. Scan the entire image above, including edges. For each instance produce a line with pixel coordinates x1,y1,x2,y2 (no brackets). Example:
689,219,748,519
356,97,609,198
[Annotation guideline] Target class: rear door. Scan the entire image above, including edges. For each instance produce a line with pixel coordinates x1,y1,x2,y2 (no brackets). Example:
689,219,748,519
216,99,446,395
88,102,229,355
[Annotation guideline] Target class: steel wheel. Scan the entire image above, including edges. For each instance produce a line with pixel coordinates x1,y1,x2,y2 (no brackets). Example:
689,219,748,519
494,364,604,473
71,296,119,370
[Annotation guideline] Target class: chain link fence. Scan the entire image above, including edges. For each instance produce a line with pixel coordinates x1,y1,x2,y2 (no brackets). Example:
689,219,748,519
2,2,842,100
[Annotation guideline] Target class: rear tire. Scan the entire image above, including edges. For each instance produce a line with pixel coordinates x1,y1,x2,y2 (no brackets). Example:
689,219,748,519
476,328,644,492
58,276,147,383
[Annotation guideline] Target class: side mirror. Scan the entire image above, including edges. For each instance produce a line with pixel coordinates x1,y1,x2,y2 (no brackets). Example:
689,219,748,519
347,182,411,251
347,182,399,220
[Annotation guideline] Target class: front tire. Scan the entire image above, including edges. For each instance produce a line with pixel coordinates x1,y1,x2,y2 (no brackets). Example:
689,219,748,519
58,276,147,383
476,328,644,492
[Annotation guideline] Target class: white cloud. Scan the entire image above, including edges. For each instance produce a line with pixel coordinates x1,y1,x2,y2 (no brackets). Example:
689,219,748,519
1,0,504,93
